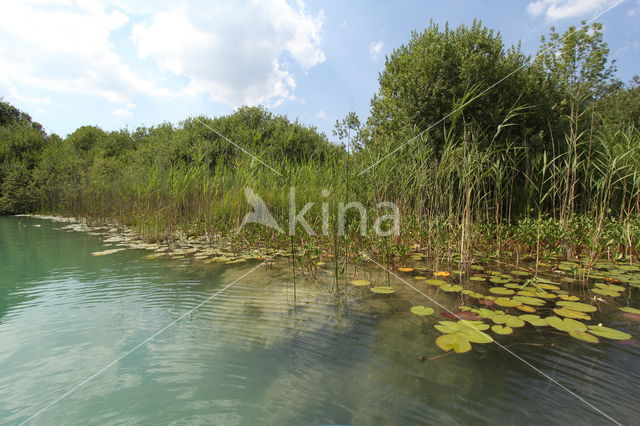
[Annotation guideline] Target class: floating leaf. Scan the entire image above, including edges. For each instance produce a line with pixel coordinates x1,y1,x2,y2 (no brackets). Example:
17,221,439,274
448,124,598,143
591,288,621,297
398,267,414,272
516,305,537,313
425,279,447,286
569,330,599,343
558,294,580,301
494,298,521,307
456,328,493,344
536,283,560,290
489,277,510,284
563,318,587,332
511,270,531,277
351,279,371,287
435,334,472,353
491,325,513,335
519,314,547,326
545,316,567,331
370,286,396,294
553,308,591,320
410,306,434,316
478,299,495,306
470,265,485,271
441,311,480,321
490,287,515,295
587,325,632,340
513,296,546,306
595,283,625,292
414,276,427,280
620,307,640,314
440,284,463,292
434,271,451,277
469,276,487,281
556,301,597,312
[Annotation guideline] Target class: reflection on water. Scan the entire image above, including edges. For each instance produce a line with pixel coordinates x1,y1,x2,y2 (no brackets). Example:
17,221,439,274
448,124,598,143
0,216,639,425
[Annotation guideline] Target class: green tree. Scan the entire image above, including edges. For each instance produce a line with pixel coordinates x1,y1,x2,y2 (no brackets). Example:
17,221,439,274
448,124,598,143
366,20,550,154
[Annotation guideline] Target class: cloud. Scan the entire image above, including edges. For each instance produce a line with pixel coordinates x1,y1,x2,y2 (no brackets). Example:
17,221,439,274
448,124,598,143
113,108,133,118
0,0,325,111
527,0,621,20
130,0,325,106
314,110,326,119
369,41,384,60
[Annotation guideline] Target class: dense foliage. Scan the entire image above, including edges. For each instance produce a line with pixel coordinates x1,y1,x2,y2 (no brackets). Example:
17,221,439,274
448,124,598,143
1,20,639,260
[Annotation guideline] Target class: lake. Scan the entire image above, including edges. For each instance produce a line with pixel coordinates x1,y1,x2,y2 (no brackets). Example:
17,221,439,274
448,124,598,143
1,216,639,425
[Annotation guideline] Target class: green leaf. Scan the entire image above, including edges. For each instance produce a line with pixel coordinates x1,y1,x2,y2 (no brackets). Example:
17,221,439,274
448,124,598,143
555,301,597,312
491,325,513,335
410,306,434,316
569,330,599,343
435,334,472,353
370,286,396,294
619,307,640,314
587,325,632,340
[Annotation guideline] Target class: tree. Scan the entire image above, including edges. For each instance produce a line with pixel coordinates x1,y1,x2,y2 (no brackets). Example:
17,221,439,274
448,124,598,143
366,20,550,154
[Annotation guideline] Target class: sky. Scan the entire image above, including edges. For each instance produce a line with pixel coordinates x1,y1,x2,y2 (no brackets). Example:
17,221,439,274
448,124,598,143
0,0,638,140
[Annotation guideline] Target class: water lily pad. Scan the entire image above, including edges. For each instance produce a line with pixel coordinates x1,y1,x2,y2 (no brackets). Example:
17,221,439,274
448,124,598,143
494,298,521,307
434,271,451,277
414,276,427,280
556,301,597,312
370,286,396,294
545,316,567,331
440,284,463,292
569,330,599,343
398,267,414,272
619,307,640,314
489,277,510,284
558,294,580,301
490,287,515,295
470,265,485,271
425,279,447,286
511,270,531,276
513,296,546,306
491,325,513,335
595,283,625,292
587,325,632,340
435,334,472,353
516,305,537,313
536,283,560,290
563,318,587,332
519,314,547,326
469,276,487,281
410,306,434,316
591,288,621,297
553,308,591,320
456,328,493,344
351,279,371,287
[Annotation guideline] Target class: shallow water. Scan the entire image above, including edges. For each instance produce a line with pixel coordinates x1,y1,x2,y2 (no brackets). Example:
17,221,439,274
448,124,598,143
1,216,639,425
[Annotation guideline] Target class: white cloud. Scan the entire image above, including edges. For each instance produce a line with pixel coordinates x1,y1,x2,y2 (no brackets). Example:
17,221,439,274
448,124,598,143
369,40,384,60
113,108,133,118
628,0,640,15
314,110,326,119
130,0,325,106
527,0,620,21
0,0,325,111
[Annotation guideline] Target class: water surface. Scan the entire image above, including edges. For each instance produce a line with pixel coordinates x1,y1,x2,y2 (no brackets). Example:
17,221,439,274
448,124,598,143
1,216,639,425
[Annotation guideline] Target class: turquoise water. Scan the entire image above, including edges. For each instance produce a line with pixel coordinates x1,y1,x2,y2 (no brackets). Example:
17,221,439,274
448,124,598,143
1,216,639,425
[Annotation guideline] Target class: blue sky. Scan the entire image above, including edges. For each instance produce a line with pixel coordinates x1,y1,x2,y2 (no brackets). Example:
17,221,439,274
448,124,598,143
1,0,638,140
